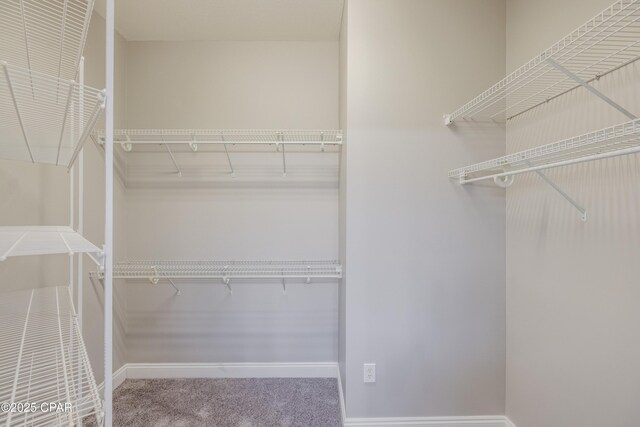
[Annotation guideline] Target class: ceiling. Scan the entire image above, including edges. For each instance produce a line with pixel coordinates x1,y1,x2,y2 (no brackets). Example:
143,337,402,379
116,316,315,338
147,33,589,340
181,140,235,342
94,0,345,42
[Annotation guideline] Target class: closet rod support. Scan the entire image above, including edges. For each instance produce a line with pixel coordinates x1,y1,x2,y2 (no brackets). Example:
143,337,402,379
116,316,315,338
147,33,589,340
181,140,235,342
546,58,637,120
121,135,132,152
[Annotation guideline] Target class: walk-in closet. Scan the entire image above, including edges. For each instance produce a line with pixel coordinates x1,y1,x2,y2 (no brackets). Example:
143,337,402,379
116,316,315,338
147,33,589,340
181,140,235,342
1,1,639,426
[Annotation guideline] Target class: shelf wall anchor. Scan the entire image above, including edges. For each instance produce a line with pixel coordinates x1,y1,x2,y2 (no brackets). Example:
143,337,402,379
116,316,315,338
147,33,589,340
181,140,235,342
546,58,637,120
189,134,198,152
149,266,160,284
121,135,132,152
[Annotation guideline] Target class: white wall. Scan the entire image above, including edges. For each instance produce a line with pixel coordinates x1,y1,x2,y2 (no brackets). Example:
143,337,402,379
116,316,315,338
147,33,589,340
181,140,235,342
122,41,341,364
505,1,640,426
0,13,129,384
341,0,506,418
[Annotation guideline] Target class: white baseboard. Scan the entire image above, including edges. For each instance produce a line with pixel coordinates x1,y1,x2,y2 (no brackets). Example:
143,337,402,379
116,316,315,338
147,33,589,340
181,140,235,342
336,366,509,427
343,416,508,427
97,363,128,394
125,362,338,379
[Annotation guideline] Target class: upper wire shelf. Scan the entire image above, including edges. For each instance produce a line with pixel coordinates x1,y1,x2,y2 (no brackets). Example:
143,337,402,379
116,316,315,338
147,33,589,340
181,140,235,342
0,226,102,261
445,0,640,124
0,286,102,427
0,0,96,80
449,119,640,183
1,62,105,168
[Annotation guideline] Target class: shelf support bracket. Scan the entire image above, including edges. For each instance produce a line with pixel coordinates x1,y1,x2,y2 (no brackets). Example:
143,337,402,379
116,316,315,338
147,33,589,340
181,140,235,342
56,82,77,166
223,277,233,295
165,278,181,296
546,58,637,120
530,163,587,221
163,142,182,177
222,133,235,177
277,132,287,177
3,62,35,163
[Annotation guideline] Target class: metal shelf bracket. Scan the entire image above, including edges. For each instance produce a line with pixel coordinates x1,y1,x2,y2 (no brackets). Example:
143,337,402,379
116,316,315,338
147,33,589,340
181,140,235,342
532,166,587,222
546,58,637,120
223,276,233,295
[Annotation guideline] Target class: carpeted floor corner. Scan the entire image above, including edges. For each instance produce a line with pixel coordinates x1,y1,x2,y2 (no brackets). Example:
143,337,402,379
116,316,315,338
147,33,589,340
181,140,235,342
97,378,342,427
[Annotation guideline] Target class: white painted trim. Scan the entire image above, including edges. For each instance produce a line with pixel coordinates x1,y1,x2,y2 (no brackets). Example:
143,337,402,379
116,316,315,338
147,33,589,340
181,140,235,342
125,362,339,379
504,418,517,427
343,416,507,427
112,364,127,390
97,364,127,395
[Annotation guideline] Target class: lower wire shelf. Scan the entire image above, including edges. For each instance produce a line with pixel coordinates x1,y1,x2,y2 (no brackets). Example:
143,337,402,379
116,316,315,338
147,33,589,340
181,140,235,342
108,260,343,280
449,119,640,184
0,286,102,427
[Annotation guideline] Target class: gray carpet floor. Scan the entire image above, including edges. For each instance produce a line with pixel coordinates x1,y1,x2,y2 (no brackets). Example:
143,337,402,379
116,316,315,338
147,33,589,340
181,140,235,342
99,378,342,427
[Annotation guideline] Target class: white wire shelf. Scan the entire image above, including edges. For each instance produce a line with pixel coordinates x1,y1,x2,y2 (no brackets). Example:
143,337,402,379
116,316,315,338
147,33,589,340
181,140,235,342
0,286,102,427
91,129,343,149
107,260,343,280
0,0,95,80
445,0,640,124
0,226,101,261
449,119,640,183
1,62,105,167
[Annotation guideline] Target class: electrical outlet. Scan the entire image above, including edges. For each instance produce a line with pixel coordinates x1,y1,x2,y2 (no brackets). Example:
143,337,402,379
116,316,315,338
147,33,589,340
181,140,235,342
363,363,376,383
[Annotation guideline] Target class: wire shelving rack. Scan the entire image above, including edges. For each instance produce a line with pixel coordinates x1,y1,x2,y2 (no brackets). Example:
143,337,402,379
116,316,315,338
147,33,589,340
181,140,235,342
1,0,111,424
444,0,640,124
0,286,102,427
449,119,640,183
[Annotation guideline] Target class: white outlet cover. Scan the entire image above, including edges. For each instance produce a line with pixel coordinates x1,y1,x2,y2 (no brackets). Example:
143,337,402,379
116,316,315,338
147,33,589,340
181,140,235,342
364,363,376,383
